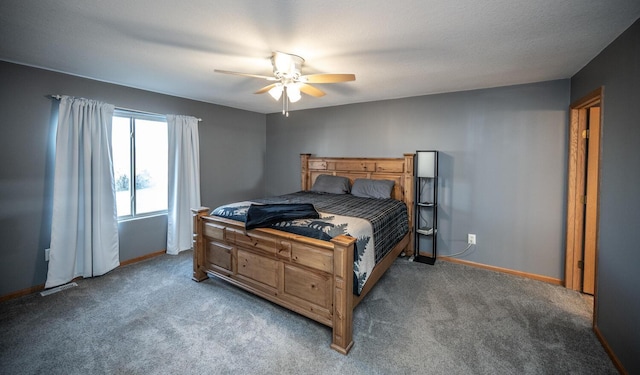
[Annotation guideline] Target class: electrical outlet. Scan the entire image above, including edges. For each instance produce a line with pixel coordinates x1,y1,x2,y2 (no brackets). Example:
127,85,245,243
468,234,476,245
45,248,50,262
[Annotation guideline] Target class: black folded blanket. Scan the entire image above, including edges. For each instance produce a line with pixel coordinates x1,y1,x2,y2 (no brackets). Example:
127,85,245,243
244,203,320,230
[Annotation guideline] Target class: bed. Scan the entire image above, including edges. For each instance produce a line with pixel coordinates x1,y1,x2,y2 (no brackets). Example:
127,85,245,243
191,154,416,354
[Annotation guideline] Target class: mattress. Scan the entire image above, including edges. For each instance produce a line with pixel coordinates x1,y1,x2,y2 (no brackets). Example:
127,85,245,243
211,191,409,295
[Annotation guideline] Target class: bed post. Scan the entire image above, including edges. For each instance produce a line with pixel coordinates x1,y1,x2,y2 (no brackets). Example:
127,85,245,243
191,207,210,282
404,153,415,257
330,234,356,354
300,153,311,190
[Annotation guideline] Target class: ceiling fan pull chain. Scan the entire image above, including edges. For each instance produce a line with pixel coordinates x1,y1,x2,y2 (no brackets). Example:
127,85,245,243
282,86,286,115
284,86,290,116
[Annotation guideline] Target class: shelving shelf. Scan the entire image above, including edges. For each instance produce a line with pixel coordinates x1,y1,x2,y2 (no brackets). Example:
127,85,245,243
413,150,438,265
416,227,436,236
417,202,435,207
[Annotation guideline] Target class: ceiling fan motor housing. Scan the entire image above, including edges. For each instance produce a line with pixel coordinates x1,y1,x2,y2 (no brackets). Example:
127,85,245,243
272,51,304,80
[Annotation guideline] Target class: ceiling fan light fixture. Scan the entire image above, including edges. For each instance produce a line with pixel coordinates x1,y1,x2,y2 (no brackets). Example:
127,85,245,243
268,84,283,100
286,84,302,103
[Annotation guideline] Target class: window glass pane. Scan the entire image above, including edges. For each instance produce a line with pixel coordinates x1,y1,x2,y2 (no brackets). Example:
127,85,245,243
134,119,168,214
112,116,131,217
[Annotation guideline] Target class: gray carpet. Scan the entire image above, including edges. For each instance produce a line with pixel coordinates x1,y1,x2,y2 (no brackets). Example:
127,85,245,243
0,251,616,375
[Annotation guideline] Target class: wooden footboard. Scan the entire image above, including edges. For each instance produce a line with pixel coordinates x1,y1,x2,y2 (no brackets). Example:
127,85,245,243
192,153,415,354
192,209,356,353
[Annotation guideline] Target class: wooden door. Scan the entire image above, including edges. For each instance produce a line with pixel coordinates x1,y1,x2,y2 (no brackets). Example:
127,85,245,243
565,88,602,296
582,107,600,294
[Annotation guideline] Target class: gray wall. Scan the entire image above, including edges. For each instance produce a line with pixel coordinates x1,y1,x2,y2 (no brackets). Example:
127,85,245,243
571,18,640,374
266,80,570,280
0,61,266,296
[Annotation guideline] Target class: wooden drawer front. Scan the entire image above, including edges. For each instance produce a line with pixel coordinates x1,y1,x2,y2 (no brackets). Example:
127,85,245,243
336,161,375,172
376,161,404,173
206,241,232,271
308,160,327,170
234,231,277,255
291,243,333,273
284,264,331,308
237,250,278,288
204,223,225,241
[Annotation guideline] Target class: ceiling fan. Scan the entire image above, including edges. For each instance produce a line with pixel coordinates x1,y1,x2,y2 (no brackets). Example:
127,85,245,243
215,51,356,116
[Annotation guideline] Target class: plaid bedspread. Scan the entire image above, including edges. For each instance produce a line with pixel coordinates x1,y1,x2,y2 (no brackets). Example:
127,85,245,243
211,191,409,295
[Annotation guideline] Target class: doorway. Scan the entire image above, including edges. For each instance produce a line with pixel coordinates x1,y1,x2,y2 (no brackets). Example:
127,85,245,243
565,87,603,297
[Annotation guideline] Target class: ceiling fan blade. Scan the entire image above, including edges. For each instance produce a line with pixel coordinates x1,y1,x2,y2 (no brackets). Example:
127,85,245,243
301,73,356,83
299,84,326,97
254,83,278,94
215,69,276,81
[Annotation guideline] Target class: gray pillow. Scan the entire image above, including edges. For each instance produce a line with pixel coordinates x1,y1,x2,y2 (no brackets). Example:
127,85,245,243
311,174,350,194
351,178,395,199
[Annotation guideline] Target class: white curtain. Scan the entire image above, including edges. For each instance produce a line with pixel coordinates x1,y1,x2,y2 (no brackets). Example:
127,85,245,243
167,115,201,255
46,96,120,288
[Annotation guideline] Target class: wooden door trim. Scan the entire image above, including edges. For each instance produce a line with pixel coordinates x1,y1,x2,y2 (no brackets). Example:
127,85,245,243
565,87,603,291
572,87,603,108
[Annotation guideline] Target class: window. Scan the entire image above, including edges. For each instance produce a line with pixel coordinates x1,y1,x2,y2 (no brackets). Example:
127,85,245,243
112,110,168,219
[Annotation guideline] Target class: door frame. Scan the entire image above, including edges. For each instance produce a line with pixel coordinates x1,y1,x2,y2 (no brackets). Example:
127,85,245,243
565,87,603,295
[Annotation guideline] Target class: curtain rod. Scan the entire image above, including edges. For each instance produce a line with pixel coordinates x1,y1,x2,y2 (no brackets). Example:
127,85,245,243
49,95,202,121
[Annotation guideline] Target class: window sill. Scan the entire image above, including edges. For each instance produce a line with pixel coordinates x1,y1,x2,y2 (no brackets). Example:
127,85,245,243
117,212,167,223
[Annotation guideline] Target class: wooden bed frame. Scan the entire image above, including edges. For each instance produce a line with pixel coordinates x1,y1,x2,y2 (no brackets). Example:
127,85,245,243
191,153,415,354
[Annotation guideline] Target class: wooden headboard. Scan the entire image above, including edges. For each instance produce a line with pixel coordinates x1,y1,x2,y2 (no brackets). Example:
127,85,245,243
300,154,415,246
300,153,415,201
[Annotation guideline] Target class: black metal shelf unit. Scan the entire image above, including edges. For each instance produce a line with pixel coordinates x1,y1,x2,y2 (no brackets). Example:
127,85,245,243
414,150,438,265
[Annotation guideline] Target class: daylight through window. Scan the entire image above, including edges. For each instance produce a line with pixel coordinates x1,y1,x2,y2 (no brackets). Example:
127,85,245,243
112,110,168,219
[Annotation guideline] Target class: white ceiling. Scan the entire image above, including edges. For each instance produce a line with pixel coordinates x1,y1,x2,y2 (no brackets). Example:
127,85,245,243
1,1,639,114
